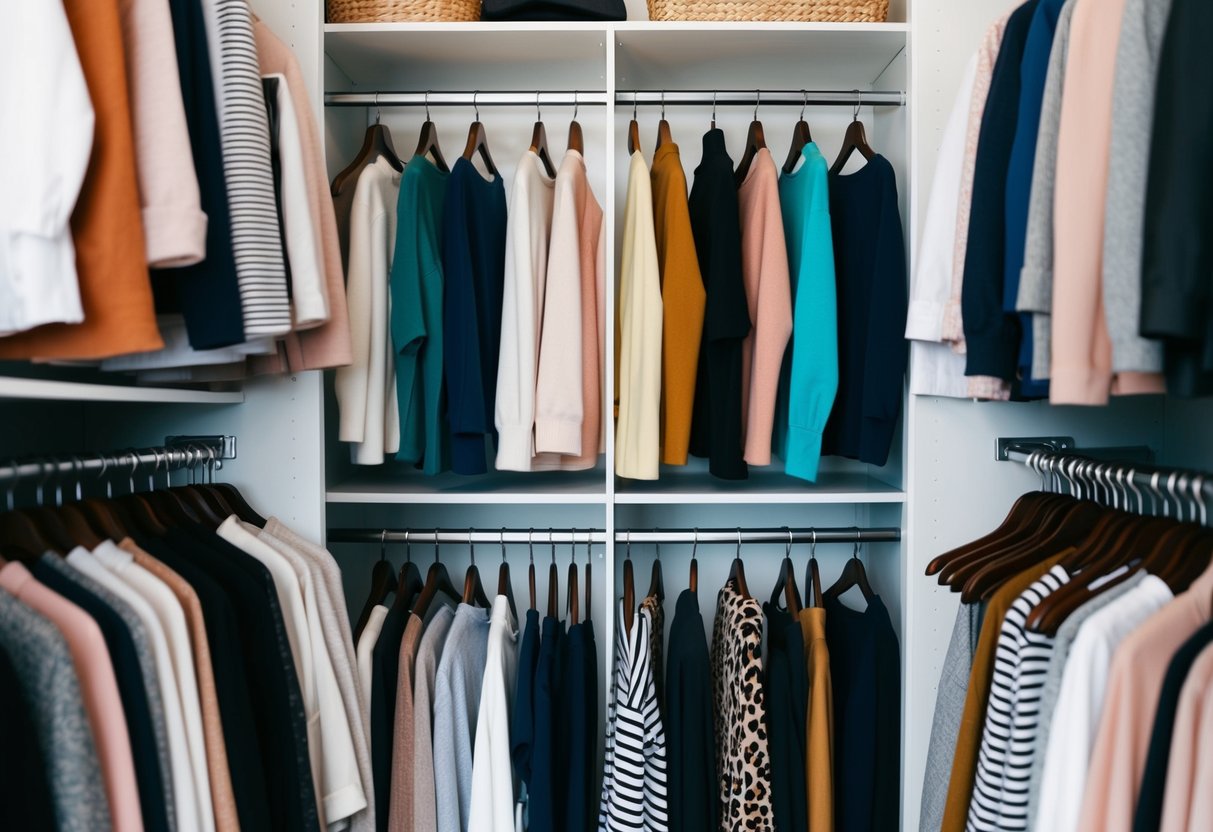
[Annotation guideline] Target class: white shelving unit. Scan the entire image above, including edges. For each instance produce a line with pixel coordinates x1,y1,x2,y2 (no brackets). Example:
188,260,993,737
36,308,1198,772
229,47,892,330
0,376,244,405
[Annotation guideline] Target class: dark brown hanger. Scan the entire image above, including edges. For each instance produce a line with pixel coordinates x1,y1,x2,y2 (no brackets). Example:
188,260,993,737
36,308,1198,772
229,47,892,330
530,94,556,179
824,533,875,605
728,529,750,599
461,531,491,609
411,534,460,621
415,91,448,172
584,537,592,621
655,91,672,151
689,530,699,594
546,530,559,619
830,92,876,176
805,532,824,608
330,95,404,197
935,493,1072,587
568,92,584,154
528,529,537,611
212,483,266,527
733,91,767,186
461,92,499,178
647,532,665,603
622,536,635,637
926,491,1061,579
497,529,517,622
353,530,398,643
567,541,580,626
782,91,813,175
768,529,803,617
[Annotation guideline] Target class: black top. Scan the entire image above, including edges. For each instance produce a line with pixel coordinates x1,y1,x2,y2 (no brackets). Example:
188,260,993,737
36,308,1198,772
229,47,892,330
511,608,541,790
1131,618,1213,832
370,597,415,832
163,527,321,832
155,0,245,349
31,559,172,832
1140,0,1213,397
824,155,908,466
138,535,274,831
689,128,751,480
529,615,566,832
960,0,1039,384
442,158,509,475
825,594,900,832
262,76,294,299
666,589,718,832
560,618,599,832
764,603,808,832
0,641,56,831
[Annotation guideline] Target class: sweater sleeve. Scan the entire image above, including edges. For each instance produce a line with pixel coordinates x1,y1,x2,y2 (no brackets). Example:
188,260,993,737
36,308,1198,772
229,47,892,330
535,170,585,455
785,162,839,482
0,1,93,335
335,182,375,447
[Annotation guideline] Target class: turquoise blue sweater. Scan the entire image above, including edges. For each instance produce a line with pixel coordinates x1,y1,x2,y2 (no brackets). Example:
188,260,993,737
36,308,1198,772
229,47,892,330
774,143,838,481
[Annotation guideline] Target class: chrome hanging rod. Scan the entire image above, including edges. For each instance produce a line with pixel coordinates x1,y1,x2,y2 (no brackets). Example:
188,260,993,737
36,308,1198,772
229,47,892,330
615,527,900,544
0,436,236,489
328,528,607,545
326,526,900,546
324,90,610,108
617,89,905,107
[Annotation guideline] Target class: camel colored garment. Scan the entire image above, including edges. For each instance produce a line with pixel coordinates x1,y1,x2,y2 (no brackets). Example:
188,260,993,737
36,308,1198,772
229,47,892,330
251,21,352,373
799,607,833,832
118,0,206,266
737,148,792,467
387,614,424,832
1075,560,1213,832
0,0,162,360
940,550,1068,832
652,143,706,466
1050,0,1163,404
129,543,241,832
0,562,144,832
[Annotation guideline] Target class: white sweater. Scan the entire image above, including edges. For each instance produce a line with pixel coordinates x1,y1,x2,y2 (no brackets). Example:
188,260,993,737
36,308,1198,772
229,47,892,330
336,158,402,465
0,2,92,335
495,151,556,471
615,151,663,481
467,596,520,832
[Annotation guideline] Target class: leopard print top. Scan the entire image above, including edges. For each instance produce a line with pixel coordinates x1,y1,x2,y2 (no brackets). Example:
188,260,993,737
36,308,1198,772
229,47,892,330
711,580,774,831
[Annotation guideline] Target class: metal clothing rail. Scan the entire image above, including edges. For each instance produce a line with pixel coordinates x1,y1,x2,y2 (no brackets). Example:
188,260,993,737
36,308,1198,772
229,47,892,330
322,89,905,109
0,435,236,489
325,526,900,546
324,90,610,108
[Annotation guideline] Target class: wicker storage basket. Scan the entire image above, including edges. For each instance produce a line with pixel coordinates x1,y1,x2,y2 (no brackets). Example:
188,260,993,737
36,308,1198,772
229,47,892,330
646,0,887,21
328,0,480,23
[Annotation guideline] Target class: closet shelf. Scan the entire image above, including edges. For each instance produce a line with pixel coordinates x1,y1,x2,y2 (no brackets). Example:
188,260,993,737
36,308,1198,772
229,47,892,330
0,376,244,405
326,469,606,504
615,470,905,504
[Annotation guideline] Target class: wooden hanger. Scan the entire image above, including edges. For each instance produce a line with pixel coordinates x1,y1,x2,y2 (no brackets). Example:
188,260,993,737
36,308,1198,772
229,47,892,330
782,90,813,175
497,529,517,622
824,533,875,605
689,529,699,594
528,529,537,611
568,91,584,154
623,535,635,637
411,534,460,621
805,531,824,608
627,93,641,156
830,91,876,176
938,494,1077,588
647,533,665,602
568,540,580,626
768,529,803,617
461,92,499,177
390,535,425,617
733,90,767,185
546,530,559,619
353,530,399,642
330,94,404,197
530,93,556,178
584,537,592,621
415,91,448,172
655,91,672,151
461,532,491,609
926,492,1062,579
728,529,751,598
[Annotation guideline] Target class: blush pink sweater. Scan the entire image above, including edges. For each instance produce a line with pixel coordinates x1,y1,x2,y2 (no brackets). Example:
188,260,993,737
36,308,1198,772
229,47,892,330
737,148,793,467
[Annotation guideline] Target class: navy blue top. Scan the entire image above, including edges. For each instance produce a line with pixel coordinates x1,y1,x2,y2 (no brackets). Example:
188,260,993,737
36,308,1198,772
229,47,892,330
824,155,908,466
560,618,599,831
511,609,541,790
1004,0,1065,399
666,589,717,832
155,0,245,349
441,159,509,475
961,0,1040,384
529,615,566,832
688,129,751,480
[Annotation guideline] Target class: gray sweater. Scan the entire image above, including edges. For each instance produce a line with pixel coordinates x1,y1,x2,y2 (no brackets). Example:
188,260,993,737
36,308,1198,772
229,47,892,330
1017,0,1079,381
1101,0,1172,375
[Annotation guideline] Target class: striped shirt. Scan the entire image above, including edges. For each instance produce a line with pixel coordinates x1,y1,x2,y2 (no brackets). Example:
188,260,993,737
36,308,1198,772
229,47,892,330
202,0,292,338
599,601,669,831
966,564,1070,831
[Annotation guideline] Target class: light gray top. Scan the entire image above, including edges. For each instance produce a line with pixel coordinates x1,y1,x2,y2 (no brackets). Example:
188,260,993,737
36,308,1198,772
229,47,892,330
0,587,112,832
413,603,457,832
1017,0,1080,381
1101,0,1172,375
1023,571,1147,824
432,604,492,832
40,553,178,832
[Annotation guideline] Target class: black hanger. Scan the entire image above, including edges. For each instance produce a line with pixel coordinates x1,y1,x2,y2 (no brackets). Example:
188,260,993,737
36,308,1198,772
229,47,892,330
415,91,449,172
805,530,824,608
390,534,425,617
530,93,557,179
584,535,593,621
412,533,460,621
647,531,665,602
734,90,767,185
627,93,641,156
830,90,876,176
568,91,584,154
353,530,399,643
824,530,875,605
728,528,750,598
461,530,491,609
546,529,559,619
783,90,813,175
497,529,517,621
461,91,499,177
655,91,672,151
331,93,404,197
622,531,635,637
212,483,266,527
768,528,803,617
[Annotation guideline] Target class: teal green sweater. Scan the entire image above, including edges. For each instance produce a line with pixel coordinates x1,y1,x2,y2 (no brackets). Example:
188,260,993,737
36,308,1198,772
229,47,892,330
391,156,449,475
774,144,839,481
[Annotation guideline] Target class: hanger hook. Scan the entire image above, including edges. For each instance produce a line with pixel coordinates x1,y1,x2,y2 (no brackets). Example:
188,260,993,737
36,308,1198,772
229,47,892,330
380,529,388,562
632,90,637,122
536,90,542,122
501,528,508,562
854,527,862,559
653,528,660,561
4,458,16,511
404,530,412,563
853,89,861,121
736,527,742,558
127,448,140,494
626,529,631,559
811,528,818,558
800,89,808,121
785,526,793,558
374,91,382,124
661,89,666,120
469,528,476,565
529,528,535,563
549,528,556,564
712,90,717,124
691,527,698,560
1194,475,1209,527
473,89,480,122
434,529,440,564
754,88,760,122
35,458,51,507
573,89,579,121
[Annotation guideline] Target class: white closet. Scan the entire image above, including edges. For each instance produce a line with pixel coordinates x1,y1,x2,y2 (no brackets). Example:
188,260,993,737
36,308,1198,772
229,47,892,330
3,0,1211,828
